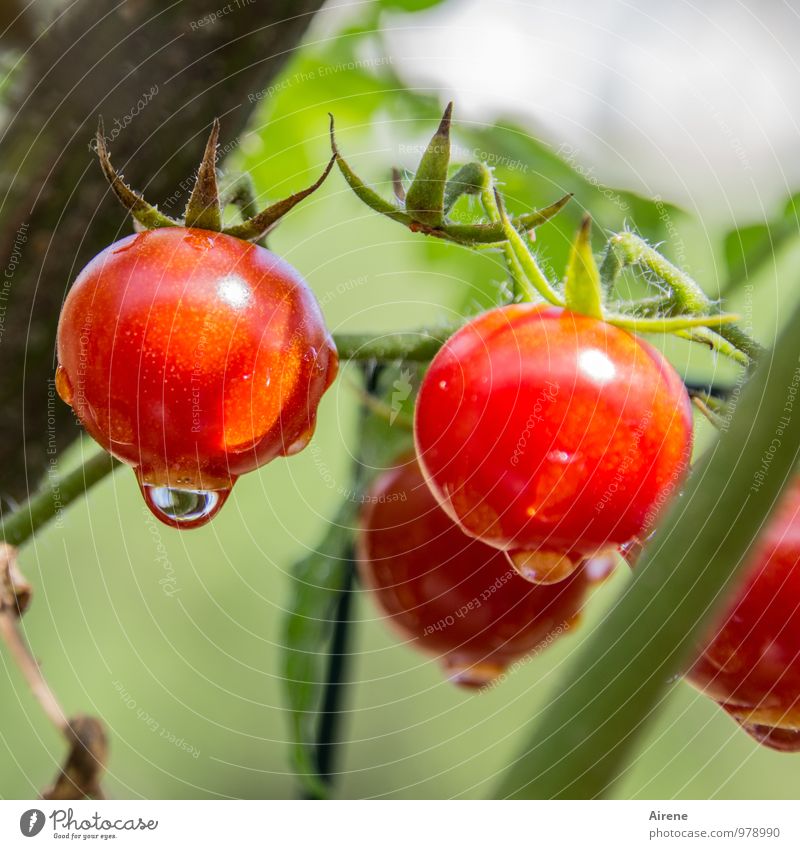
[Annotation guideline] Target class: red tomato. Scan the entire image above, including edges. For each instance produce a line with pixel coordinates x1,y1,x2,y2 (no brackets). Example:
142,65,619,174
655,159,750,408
414,304,692,583
56,228,337,527
687,480,800,751
357,456,591,687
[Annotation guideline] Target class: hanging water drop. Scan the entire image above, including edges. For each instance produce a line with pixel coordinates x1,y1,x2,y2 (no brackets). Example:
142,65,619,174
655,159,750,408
54,365,74,406
441,656,506,689
284,424,315,456
139,480,231,529
507,548,580,585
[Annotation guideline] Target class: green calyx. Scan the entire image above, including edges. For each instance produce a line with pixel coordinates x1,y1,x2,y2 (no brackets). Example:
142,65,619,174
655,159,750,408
95,117,334,242
497,195,745,354
329,105,571,246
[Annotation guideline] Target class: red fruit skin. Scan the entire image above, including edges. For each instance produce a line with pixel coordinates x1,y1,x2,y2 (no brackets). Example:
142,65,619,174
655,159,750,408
687,482,800,747
56,228,337,490
414,304,693,560
357,457,590,686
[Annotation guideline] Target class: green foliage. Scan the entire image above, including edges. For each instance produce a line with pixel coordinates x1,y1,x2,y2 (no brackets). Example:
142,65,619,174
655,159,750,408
282,500,357,800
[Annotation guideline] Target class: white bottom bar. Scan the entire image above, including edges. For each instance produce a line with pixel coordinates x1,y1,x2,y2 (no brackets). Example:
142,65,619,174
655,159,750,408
1,800,796,847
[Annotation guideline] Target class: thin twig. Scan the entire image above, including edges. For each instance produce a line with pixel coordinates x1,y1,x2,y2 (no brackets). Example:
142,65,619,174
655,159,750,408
0,545,107,799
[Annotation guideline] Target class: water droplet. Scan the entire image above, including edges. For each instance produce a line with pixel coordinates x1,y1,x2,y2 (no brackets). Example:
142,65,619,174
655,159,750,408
441,656,506,690
139,480,231,529
54,365,74,406
324,352,339,388
183,231,215,251
285,424,315,456
583,549,618,583
507,549,580,585
737,721,800,752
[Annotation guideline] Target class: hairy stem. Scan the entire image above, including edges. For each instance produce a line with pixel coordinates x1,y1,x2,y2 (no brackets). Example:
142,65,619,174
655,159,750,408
609,232,763,363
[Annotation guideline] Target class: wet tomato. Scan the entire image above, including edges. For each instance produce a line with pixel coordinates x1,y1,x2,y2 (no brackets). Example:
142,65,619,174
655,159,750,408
357,455,591,688
687,480,800,752
414,304,692,584
56,228,337,528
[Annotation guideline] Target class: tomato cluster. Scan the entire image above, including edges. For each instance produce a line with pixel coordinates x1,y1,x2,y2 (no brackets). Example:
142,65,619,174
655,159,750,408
52,113,800,742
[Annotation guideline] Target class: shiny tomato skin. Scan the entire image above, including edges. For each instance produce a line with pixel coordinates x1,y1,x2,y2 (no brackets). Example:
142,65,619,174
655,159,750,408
687,481,800,749
56,228,337,490
357,456,590,686
414,304,693,564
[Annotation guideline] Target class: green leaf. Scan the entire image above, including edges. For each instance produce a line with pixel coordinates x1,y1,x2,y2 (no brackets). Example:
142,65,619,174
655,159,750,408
497,294,800,799
281,500,357,800
564,215,603,319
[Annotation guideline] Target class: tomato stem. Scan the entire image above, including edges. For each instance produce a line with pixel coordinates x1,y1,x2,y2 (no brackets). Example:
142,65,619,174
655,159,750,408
0,449,120,548
609,231,763,363
477,172,526,300
332,323,463,361
495,188,565,306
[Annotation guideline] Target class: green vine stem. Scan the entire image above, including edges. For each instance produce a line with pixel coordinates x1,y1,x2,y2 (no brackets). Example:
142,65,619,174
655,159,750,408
497,296,800,799
331,326,461,360
0,450,120,547
608,231,763,364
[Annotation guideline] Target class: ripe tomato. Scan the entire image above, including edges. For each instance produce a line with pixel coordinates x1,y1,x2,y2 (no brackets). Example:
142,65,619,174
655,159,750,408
357,456,591,687
414,304,692,583
56,228,337,528
687,480,800,751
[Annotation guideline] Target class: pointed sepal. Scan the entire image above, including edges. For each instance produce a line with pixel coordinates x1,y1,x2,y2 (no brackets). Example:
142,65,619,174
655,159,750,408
439,193,573,245
329,107,569,246
564,215,603,319
184,120,222,231
224,155,336,242
95,118,180,231
404,102,452,227
329,114,412,224
443,161,490,214
607,312,741,333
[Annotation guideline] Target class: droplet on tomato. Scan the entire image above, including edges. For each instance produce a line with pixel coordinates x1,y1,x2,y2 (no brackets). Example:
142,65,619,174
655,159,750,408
139,482,231,529
507,548,580,585
54,365,74,406
737,721,800,752
284,424,316,456
583,550,618,583
441,656,506,689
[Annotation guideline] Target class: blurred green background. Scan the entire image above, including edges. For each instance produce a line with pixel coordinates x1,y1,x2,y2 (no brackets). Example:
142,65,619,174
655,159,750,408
2,0,800,800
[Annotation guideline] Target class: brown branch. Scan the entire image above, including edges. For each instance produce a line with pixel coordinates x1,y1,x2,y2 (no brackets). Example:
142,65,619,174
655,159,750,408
0,0,326,502
0,543,106,798
42,716,108,801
